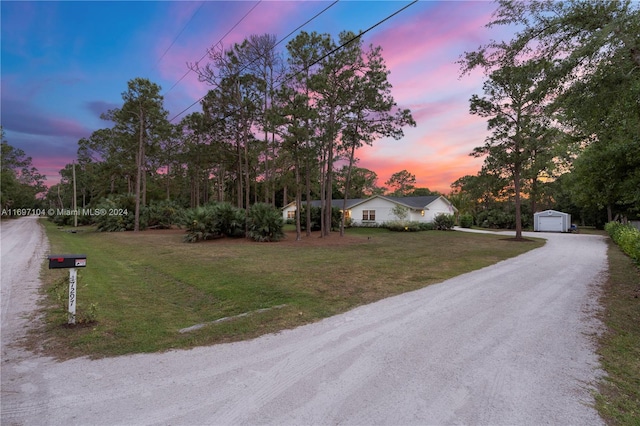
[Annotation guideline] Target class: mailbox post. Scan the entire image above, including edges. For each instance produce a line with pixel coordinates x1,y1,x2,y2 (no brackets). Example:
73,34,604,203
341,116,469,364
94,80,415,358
48,254,87,324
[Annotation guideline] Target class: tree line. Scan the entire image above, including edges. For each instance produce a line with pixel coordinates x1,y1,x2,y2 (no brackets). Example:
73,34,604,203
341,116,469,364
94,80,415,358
42,31,415,238
3,2,638,236
453,0,639,237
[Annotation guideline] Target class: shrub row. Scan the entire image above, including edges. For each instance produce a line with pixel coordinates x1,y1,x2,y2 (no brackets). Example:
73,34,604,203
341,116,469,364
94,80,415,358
181,202,284,243
49,196,284,243
384,221,433,232
605,222,640,264
363,213,454,232
49,195,182,231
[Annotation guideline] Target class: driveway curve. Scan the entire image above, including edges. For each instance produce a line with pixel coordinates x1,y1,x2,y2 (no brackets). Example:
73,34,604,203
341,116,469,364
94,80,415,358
1,217,606,425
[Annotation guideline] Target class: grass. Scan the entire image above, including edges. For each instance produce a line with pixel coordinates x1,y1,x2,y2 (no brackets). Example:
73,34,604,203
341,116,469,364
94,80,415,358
34,219,640,422
595,239,640,425
36,220,544,359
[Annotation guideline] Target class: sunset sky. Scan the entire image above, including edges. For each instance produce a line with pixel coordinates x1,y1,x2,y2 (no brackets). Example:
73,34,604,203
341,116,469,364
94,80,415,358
1,0,518,195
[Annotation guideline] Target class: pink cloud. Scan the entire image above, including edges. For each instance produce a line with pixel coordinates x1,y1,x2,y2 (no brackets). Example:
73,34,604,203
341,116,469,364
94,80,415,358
154,1,502,193
31,155,73,186
157,1,315,115
369,2,496,72
345,2,507,195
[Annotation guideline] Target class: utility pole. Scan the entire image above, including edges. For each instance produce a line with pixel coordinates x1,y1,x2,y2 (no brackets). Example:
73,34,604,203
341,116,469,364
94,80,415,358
73,161,77,228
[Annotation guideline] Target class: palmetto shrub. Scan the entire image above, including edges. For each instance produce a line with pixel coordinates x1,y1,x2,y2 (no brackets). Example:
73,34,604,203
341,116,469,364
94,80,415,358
144,200,182,229
213,202,245,238
181,202,246,243
247,203,285,242
94,195,143,232
181,205,219,243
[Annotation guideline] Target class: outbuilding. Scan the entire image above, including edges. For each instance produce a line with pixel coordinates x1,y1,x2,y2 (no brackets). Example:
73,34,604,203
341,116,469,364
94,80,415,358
534,209,571,233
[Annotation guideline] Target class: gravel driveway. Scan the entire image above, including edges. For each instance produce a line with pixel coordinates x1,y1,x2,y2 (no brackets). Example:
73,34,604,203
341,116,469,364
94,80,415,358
1,216,606,425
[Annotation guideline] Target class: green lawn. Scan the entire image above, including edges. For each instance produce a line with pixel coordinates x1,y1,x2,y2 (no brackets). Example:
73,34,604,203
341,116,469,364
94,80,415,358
595,240,640,425
38,220,543,358
35,219,640,422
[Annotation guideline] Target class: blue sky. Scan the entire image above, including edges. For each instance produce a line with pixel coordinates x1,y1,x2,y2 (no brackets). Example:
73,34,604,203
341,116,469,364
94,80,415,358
1,1,517,193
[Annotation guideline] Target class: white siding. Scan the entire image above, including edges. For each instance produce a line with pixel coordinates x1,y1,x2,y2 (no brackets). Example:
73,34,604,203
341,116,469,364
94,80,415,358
534,210,571,232
282,196,458,227
423,197,456,222
282,203,296,220
350,198,400,226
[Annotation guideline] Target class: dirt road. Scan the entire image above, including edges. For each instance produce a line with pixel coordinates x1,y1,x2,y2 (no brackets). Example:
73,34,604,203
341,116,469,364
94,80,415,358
1,216,606,425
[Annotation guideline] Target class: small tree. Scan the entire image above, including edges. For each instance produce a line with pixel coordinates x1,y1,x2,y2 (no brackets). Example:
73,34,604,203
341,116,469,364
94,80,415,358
392,205,409,223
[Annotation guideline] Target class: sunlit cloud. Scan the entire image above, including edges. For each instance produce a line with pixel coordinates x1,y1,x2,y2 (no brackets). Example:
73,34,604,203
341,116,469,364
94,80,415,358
1,0,513,194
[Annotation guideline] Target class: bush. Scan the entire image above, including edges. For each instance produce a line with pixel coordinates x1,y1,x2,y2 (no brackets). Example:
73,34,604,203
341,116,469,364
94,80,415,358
180,202,246,243
144,200,183,229
94,195,142,232
476,209,515,229
247,203,285,242
385,221,423,232
433,213,455,230
459,213,473,228
212,202,245,238
181,205,220,243
418,222,434,231
605,222,640,264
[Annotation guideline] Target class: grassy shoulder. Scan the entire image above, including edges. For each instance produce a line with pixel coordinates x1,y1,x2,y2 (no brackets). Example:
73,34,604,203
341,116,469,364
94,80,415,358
36,220,544,359
595,240,640,425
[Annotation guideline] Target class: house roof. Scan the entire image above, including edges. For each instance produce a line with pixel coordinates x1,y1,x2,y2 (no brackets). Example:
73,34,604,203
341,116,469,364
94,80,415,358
534,209,570,217
376,195,441,209
282,199,368,210
283,195,457,212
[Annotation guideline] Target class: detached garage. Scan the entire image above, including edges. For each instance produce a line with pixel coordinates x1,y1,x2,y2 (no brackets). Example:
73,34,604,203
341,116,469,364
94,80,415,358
534,210,571,233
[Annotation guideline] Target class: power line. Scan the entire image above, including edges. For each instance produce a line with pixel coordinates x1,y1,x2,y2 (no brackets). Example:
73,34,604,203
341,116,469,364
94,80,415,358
155,1,206,69
168,0,417,123
164,1,262,96
273,0,340,50
168,0,341,122
285,0,418,86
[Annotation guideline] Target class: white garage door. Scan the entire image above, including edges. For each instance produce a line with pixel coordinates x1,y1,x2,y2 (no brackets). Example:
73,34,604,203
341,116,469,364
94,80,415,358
539,216,563,232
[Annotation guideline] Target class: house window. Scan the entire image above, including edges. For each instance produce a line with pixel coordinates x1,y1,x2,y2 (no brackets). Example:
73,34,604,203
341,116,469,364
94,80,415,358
362,210,376,221
287,210,295,219
344,210,351,219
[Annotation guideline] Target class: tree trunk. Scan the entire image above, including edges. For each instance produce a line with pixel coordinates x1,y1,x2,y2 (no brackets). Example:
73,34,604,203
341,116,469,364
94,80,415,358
514,163,522,239
166,163,171,201
294,156,302,241
236,133,243,209
340,141,357,237
323,111,335,237
134,109,144,232
530,177,538,213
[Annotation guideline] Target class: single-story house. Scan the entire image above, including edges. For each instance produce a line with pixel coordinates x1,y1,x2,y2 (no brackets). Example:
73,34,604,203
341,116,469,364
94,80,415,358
282,195,458,226
533,209,571,232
